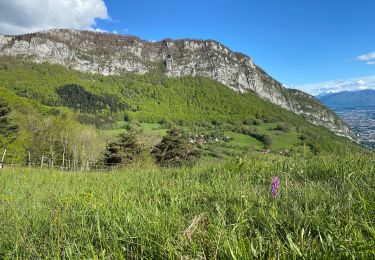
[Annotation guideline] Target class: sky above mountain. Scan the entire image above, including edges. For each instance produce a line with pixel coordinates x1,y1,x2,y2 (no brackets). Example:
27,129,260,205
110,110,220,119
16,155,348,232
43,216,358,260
0,0,374,95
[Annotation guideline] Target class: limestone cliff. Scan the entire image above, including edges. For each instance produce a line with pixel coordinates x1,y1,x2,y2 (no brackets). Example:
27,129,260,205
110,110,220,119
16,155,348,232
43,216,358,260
0,29,352,138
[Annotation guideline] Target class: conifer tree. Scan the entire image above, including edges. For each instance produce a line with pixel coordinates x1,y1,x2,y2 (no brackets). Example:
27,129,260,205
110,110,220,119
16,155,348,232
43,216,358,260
152,126,200,167
104,131,144,166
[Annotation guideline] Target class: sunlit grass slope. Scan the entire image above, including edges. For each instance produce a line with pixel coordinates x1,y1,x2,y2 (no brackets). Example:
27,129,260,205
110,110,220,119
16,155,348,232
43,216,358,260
0,152,374,258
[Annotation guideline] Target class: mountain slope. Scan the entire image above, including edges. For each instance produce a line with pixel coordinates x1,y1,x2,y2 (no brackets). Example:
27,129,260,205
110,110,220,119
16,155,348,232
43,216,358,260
318,89,375,108
0,29,351,138
0,58,359,159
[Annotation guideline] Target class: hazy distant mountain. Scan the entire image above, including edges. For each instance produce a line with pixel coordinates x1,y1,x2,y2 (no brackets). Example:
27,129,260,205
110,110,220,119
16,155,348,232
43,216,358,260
318,89,375,108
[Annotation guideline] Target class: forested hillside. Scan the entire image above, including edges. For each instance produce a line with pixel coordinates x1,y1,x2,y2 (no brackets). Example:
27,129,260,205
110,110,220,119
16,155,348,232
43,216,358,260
0,57,362,165
0,29,351,137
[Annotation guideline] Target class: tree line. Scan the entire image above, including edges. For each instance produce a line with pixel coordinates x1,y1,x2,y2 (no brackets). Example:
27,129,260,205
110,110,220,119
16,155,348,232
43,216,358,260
1,97,200,169
104,126,200,168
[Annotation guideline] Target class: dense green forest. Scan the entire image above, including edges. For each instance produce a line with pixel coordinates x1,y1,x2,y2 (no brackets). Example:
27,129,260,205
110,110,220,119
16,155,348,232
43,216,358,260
0,57,364,165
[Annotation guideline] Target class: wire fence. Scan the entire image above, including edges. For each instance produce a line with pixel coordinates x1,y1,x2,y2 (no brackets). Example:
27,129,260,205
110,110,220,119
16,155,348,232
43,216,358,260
0,160,131,172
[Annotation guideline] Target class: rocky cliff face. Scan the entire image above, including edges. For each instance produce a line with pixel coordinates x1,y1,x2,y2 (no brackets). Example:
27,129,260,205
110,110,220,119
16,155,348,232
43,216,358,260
0,29,352,138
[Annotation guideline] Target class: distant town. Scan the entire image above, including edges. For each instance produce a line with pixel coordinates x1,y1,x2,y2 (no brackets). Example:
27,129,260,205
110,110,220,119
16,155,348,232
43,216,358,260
334,106,375,149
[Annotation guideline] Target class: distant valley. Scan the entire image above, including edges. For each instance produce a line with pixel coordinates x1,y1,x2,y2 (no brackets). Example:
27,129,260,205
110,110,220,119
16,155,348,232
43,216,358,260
333,106,375,149
318,90,375,149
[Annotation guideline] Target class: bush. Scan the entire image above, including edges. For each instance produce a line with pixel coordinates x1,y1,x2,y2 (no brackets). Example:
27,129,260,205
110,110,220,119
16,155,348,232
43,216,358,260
253,119,262,125
263,117,277,123
151,126,200,167
274,124,290,132
260,134,273,148
124,120,142,132
212,119,222,126
158,119,174,129
200,121,213,128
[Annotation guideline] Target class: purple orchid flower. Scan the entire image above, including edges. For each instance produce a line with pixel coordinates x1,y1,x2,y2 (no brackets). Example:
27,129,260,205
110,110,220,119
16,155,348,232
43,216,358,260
272,176,280,201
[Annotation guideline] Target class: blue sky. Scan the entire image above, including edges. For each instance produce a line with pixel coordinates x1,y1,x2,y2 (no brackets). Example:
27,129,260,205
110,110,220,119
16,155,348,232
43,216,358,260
1,0,374,95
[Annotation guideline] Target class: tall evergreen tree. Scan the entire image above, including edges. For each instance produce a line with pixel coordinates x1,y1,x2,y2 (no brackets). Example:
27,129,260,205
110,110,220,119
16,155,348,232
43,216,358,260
104,131,144,166
152,126,200,167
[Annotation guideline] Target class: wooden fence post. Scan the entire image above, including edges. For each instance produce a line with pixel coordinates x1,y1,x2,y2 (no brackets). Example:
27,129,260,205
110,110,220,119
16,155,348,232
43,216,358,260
1,149,6,162
41,155,44,169
28,150,31,167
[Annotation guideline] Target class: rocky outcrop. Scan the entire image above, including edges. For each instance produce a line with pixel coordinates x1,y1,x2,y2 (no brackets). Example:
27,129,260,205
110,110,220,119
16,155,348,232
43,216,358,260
0,29,352,138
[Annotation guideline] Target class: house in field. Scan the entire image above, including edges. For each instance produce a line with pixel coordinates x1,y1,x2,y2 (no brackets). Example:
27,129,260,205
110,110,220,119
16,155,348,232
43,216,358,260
190,134,206,145
260,148,270,154
223,136,231,142
0,162,3,169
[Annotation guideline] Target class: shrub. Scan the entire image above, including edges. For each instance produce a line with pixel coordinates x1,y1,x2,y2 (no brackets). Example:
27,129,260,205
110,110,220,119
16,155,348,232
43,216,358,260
261,134,273,148
158,119,174,129
274,123,290,132
242,118,253,125
212,119,222,126
124,120,142,132
263,117,277,123
200,121,213,128
253,119,262,125
123,113,130,122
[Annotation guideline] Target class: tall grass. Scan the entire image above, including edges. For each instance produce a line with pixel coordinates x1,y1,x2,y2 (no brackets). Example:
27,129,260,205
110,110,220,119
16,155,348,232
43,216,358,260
0,152,374,258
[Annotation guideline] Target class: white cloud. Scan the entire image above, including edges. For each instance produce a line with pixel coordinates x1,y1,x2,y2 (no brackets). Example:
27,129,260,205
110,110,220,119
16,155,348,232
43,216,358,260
293,75,375,96
357,51,375,65
0,0,109,35
90,28,119,34
357,80,366,85
357,51,375,61
92,28,108,33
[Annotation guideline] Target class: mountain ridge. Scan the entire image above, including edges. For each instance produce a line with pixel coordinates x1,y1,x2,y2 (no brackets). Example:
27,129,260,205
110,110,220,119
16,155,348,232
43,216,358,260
0,29,352,138
318,89,375,108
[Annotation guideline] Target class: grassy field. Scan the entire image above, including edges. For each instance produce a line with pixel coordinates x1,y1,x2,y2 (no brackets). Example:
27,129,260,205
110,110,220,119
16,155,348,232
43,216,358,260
101,122,305,159
0,152,374,258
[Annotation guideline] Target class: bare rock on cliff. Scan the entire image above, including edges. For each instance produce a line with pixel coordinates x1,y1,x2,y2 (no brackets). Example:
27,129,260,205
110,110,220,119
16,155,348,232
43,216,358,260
0,29,352,138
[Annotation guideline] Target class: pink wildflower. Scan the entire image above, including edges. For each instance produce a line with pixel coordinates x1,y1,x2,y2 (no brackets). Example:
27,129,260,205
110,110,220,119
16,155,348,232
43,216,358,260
271,177,280,206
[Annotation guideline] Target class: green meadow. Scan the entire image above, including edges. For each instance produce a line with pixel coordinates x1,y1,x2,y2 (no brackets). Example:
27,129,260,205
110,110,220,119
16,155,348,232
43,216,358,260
1,152,374,259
